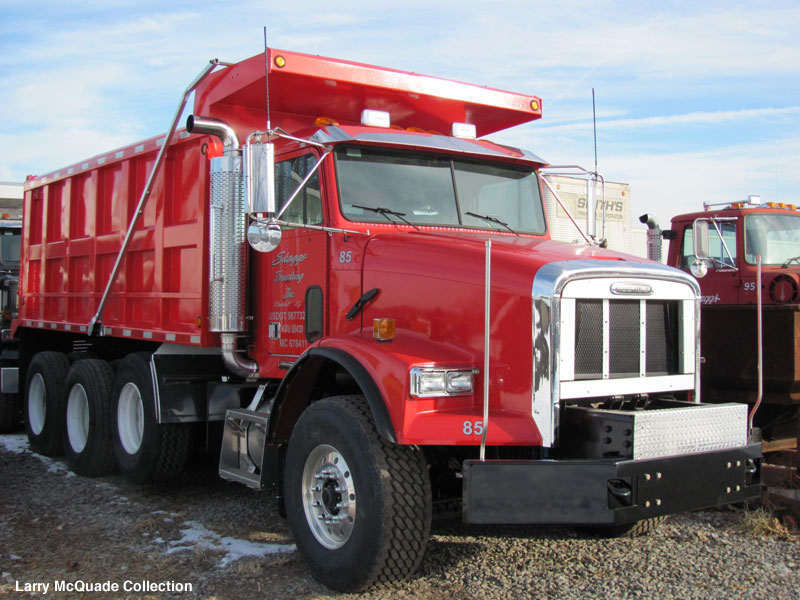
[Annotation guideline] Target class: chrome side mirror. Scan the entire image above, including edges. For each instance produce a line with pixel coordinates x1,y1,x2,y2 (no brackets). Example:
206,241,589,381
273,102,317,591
247,221,282,253
689,257,709,279
693,219,710,259
245,142,276,214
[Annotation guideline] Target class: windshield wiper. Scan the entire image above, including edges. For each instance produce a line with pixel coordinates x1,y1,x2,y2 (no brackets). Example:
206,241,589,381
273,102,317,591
781,256,800,268
465,211,519,236
352,205,421,232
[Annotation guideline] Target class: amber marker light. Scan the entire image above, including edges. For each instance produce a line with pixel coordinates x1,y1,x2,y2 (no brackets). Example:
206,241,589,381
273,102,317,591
530,99,540,111
373,318,396,341
274,55,286,68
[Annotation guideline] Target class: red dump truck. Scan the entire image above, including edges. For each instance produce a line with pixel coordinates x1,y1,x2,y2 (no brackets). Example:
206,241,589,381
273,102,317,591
652,197,800,521
4,49,760,590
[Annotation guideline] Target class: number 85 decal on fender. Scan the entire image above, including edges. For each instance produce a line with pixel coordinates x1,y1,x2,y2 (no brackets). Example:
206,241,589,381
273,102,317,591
463,421,483,436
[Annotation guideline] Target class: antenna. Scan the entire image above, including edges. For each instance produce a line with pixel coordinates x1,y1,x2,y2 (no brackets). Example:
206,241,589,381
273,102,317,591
592,88,607,244
592,88,598,176
264,27,271,133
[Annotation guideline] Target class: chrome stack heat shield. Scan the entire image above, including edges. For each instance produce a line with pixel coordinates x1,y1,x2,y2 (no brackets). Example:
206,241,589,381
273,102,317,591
208,152,246,333
187,115,258,377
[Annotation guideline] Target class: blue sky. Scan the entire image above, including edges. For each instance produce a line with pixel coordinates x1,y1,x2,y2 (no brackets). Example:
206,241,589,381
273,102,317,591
1,0,798,229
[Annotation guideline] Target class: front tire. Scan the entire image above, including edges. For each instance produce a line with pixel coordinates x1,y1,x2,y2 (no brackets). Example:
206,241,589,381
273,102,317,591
590,516,667,538
284,395,432,592
63,359,116,476
25,351,69,456
111,352,192,484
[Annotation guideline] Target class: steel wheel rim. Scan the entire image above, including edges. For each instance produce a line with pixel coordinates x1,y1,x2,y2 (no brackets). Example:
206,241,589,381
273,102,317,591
66,383,90,453
117,382,144,455
301,443,356,549
28,373,46,435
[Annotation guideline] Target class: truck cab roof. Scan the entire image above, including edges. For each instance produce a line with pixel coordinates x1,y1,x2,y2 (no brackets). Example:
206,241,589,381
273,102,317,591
194,48,543,140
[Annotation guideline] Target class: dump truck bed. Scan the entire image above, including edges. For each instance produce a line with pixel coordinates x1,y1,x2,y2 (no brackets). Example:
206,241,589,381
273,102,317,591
18,133,215,346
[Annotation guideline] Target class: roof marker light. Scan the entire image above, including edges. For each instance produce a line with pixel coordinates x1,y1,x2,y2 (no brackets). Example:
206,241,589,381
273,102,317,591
451,122,477,139
361,109,391,128
274,55,286,68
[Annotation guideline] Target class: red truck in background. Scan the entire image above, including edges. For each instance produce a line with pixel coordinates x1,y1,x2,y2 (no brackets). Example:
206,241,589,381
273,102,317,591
2,48,760,591
651,197,799,522
0,216,22,432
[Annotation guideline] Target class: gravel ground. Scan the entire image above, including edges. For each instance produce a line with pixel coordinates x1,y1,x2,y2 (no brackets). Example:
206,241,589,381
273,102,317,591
1,433,798,600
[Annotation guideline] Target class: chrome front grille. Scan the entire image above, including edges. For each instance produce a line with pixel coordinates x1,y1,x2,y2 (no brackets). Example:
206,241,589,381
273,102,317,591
533,261,700,446
573,298,680,380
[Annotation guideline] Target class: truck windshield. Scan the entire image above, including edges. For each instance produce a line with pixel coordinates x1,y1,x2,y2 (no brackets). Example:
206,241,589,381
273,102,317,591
0,228,20,269
336,146,546,234
744,213,800,266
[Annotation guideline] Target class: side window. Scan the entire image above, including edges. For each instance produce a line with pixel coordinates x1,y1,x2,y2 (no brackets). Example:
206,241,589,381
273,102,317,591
709,222,737,267
275,154,322,225
683,221,737,269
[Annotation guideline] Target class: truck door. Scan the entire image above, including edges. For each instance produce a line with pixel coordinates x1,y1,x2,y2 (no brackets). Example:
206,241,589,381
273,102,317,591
262,151,327,359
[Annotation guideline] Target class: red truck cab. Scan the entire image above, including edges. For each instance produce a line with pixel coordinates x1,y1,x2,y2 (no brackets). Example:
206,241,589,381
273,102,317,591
666,197,800,436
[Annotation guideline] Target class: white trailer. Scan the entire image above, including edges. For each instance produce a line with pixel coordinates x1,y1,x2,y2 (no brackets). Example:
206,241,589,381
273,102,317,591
542,174,650,258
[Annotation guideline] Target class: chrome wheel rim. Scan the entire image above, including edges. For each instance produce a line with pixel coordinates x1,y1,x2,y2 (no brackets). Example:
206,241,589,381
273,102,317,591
66,383,90,453
117,382,144,455
301,444,356,549
28,373,46,436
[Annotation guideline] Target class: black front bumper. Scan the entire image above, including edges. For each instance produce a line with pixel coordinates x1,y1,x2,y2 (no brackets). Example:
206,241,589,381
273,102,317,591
462,442,761,525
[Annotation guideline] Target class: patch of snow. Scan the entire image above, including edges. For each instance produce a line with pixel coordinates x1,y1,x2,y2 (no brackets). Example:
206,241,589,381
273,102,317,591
0,434,29,454
151,510,179,520
166,520,295,567
0,434,75,477
94,482,119,492
46,459,75,477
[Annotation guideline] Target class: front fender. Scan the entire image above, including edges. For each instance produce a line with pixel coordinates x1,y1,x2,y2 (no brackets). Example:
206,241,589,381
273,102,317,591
318,333,503,446
271,342,400,443
273,332,540,446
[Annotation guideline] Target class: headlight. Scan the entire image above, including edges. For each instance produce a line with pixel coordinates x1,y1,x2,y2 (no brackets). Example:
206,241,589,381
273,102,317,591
410,367,474,398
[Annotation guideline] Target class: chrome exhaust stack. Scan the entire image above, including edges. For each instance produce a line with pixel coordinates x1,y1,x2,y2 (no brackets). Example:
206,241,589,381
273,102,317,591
186,115,240,151
188,115,258,378
639,214,663,263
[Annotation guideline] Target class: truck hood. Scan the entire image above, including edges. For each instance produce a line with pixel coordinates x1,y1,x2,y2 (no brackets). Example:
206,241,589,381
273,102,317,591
362,231,643,294
358,230,655,358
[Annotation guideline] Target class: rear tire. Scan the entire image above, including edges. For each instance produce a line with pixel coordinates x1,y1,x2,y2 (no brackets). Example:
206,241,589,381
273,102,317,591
67,351,97,364
63,359,116,476
111,352,192,484
284,395,432,592
25,351,69,456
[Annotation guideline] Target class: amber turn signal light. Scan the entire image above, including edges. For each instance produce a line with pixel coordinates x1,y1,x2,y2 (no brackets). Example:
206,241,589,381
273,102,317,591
373,318,395,341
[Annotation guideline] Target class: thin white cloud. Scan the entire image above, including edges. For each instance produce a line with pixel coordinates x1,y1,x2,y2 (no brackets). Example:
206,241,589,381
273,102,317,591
524,106,800,135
